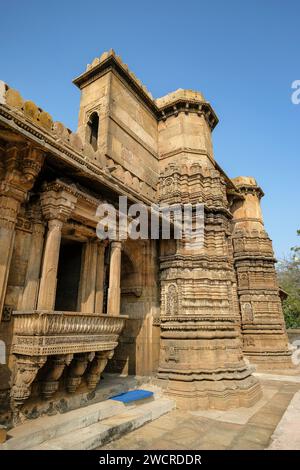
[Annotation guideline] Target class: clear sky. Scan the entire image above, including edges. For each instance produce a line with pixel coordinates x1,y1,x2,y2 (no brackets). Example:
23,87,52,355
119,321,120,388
0,0,299,258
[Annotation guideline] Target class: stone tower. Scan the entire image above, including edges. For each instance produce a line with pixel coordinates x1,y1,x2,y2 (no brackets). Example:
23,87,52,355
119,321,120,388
231,177,291,370
156,91,262,409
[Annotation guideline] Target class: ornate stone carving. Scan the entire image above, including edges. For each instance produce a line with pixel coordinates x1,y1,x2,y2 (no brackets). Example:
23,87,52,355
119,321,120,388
166,284,178,316
2,305,13,322
232,177,292,370
42,354,73,399
11,355,46,412
165,345,179,363
9,311,126,408
241,302,253,323
86,350,114,390
67,353,93,393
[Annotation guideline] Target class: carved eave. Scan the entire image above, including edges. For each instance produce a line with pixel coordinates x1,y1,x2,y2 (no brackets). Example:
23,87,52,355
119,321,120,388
236,184,264,199
157,100,218,131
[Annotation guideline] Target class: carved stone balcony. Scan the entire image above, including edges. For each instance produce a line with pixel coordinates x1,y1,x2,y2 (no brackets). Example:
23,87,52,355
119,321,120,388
12,310,127,356
10,311,127,416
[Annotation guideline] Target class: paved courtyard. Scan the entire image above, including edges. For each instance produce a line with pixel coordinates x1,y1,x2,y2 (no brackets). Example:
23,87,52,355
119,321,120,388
99,376,300,450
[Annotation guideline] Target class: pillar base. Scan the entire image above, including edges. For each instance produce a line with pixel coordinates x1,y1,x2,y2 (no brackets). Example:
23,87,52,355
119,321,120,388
157,374,262,411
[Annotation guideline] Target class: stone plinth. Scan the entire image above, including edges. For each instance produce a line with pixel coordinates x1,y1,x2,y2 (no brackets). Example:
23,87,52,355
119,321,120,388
157,315,262,410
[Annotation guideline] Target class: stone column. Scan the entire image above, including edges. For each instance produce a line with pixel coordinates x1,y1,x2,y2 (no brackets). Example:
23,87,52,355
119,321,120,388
0,191,21,320
37,219,63,310
21,219,45,310
0,144,44,321
37,185,77,311
94,242,106,313
107,241,122,316
79,240,98,313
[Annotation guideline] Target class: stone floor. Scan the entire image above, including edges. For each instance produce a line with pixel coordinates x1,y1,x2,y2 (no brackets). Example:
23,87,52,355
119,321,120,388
99,377,300,450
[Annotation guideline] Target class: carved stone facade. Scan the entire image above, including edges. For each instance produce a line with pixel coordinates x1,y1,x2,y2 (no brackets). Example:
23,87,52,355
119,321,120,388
0,50,291,424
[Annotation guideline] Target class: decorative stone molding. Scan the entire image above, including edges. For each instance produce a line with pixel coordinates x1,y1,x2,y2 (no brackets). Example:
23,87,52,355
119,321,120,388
12,311,126,354
11,355,46,410
67,353,94,393
42,354,73,399
86,350,114,391
159,162,228,209
10,311,126,409
165,284,178,316
231,176,292,369
40,187,77,223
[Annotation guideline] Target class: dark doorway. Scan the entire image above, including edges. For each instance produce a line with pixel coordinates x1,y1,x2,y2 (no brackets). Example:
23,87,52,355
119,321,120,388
55,239,83,311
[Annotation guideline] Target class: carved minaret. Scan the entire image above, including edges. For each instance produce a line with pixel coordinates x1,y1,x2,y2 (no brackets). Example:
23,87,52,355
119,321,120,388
156,91,262,410
231,176,292,370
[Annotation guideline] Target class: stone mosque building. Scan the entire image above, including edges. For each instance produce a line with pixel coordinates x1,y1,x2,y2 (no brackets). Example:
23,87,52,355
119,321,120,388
0,50,292,426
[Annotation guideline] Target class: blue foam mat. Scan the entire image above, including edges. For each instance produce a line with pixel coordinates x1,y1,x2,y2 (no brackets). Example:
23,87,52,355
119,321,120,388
110,389,153,403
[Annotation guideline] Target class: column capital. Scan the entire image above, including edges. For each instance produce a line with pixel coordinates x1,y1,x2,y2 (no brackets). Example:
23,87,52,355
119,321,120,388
0,180,27,204
47,218,64,230
3,144,44,195
110,240,123,250
40,185,77,223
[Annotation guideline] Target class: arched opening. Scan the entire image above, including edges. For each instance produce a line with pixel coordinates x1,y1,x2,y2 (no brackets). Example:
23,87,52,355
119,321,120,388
87,112,99,151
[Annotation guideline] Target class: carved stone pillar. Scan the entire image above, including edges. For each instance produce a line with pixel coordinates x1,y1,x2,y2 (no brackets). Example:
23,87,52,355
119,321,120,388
21,211,45,310
11,355,46,411
0,145,44,321
107,241,122,316
37,186,77,310
0,190,21,320
67,353,93,393
95,242,106,313
37,219,64,310
79,240,98,312
86,350,113,390
42,354,73,399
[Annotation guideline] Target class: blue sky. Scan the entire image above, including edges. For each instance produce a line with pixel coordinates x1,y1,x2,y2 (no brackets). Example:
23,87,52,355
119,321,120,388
0,0,299,258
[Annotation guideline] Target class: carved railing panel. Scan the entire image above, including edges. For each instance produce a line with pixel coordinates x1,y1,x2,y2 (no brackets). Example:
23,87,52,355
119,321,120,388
10,311,127,417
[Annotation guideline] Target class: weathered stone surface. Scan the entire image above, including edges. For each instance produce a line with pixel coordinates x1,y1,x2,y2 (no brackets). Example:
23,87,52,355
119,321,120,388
0,50,291,428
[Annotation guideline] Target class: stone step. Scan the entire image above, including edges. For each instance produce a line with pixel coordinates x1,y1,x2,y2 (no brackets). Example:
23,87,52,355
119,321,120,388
30,398,175,450
1,399,127,450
